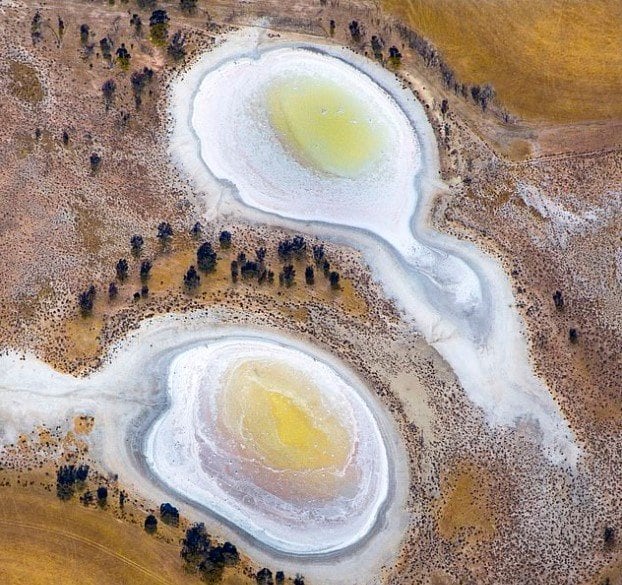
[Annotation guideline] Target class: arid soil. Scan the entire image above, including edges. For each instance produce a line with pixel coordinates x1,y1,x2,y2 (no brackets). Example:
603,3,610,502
0,1,620,584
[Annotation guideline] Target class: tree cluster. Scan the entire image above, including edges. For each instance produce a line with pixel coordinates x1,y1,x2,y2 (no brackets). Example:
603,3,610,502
56,464,89,500
181,523,240,581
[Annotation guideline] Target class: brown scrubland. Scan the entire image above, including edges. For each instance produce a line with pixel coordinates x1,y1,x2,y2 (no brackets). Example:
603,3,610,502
0,1,620,584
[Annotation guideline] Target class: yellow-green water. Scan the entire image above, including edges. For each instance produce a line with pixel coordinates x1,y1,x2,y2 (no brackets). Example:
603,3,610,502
224,360,351,471
267,76,385,177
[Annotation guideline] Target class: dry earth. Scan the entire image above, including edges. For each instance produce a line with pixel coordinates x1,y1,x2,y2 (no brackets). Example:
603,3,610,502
0,1,620,584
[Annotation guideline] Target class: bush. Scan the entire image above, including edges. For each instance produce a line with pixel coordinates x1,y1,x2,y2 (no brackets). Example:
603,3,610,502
144,514,158,534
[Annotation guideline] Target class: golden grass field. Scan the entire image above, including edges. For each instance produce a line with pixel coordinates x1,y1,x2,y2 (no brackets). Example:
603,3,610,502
0,480,251,585
382,0,622,122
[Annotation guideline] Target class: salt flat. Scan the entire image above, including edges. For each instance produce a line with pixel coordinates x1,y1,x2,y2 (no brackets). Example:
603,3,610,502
170,26,578,465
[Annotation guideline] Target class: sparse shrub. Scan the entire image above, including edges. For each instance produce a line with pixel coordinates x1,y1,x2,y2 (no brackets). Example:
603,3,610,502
144,514,158,534
78,285,96,316
102,79,116,111
160,502,180,526
116,258,129,281
168,30,186,61
184,265,200,289
130,234,144,255
90,152,102,172
108,282,118,300
149,9,169,46
180,0,197,14
157,221,173,243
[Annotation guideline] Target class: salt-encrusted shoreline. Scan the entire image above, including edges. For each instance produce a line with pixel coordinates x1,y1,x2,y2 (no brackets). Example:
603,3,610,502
145,336,390,554
168,25,578,465
0,311,411,584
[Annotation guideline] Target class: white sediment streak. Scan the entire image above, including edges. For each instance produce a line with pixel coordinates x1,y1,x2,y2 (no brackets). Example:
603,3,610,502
145,337,390,554
169,26,578,465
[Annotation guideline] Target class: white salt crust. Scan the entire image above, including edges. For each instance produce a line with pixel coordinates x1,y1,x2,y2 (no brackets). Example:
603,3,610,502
145,338,389,554
169,26,578,466
0,314,411,583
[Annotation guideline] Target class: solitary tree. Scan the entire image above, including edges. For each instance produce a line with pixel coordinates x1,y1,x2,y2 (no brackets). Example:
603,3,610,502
99,37,113,61
184,265,200,289
388,46,402,68
116,258,129,281
312,244,325,264
281,265,295,287
108,282,118,300
78,285,96,316
553,290,564,310
329,271,340,289
80,23,90,46
197,242,217,272
116,43,131,69
144,514,158,534
168,30,186,61
230,260,239,283
102,79,116,111
160,502,180,526
97,486,108,506
140,260,152,281
256,568,274,585
219,230,232,249
157,221,173,244
90,152,102,173
130,234,144,255
190,221,203,239
149,9,169,46
305,265,314,285
348,20,361,43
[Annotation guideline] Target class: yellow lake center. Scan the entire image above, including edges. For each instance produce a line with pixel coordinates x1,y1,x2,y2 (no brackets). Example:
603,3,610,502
267,76,385,177
224,360,352,471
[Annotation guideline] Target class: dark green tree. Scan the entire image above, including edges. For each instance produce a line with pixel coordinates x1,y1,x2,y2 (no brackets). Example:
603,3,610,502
168,30,186,61
157,221,173,244
197,242,217,272
140,260,152,281
78,285,96,316
219,230,232,249
130,234,144,255
144,514,158,534
184,265,200,289
159,502,180,526
102,79,116,111
149,9,169,46
116,258,129,281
